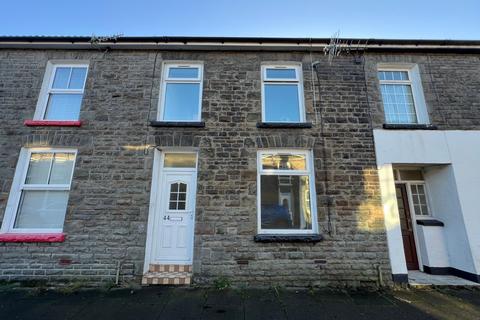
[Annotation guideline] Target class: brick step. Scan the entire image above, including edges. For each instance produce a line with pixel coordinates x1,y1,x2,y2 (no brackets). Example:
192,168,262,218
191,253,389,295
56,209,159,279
142,264,192,285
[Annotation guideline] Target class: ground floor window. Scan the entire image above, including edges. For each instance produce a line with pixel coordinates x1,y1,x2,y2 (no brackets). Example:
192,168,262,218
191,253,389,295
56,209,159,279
257,150,317,234
0,148,77,233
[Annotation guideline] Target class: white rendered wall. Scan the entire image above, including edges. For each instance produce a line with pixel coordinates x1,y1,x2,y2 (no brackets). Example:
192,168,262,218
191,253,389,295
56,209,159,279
416,225,449,268
374,129,480,276
424,166,475,273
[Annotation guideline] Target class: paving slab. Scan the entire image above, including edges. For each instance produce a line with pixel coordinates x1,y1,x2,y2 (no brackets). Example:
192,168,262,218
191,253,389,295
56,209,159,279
201,289,244,320
244,289,287,320
159,288,207,320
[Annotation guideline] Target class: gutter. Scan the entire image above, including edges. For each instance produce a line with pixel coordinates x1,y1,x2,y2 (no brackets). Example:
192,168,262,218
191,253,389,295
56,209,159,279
0,36,479,53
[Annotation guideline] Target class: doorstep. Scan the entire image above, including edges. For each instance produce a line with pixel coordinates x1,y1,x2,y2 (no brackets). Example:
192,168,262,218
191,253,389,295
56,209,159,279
408,271,480,287
142,264,192,285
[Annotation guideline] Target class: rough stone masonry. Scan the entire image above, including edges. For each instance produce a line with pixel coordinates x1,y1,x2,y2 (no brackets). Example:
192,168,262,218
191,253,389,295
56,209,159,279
0,47,403,287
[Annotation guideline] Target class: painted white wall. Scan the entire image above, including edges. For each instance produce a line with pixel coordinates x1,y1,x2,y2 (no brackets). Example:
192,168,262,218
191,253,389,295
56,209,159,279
424,165,475,272
445,132,480,273
374,129,480,276
416,225,450,268
377,164,408,275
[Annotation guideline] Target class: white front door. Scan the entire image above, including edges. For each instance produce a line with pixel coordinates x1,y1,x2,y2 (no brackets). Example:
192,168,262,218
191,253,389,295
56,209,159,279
146,152,198,268
153,171,196,264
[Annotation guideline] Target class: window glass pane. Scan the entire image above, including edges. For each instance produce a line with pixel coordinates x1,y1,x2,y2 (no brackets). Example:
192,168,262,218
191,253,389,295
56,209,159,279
25,153,53,184
168,67,199,79
264,84,300,122
49,153,75,184
399,170,423,181
168,182,187,211
379,70,409,81
44,93,82,120
411,184,429,215
164,153,197,168
163,83,200,121
266,68,297,79
68,67,87,89
381,84,417,124
260,175,312,230
177,202,186,210
262,154,306,171
14,190,69,229
52,67,71,89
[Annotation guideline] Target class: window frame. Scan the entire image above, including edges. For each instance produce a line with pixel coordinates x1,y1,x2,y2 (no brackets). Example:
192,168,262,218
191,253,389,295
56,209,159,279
261,64,306,123
394,168,433,218
34,62,89,121
256,149,318,235
157,62,204,122
377,64,429,125
0,148,77,234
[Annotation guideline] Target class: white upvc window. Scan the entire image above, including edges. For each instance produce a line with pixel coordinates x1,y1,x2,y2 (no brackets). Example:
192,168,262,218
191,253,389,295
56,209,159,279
378,64,428,125
0,148,77,234
261,64,305,123
257,150,317,234
35,62,89,120
394,169,431,216
158,62,204,122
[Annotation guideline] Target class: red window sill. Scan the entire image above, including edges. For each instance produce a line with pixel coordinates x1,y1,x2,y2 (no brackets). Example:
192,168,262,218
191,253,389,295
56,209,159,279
24,120,82,127
0,233,66,243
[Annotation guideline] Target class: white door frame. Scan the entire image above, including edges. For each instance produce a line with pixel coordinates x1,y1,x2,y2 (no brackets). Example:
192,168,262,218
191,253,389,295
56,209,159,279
394,169,435,273
143,149,198,273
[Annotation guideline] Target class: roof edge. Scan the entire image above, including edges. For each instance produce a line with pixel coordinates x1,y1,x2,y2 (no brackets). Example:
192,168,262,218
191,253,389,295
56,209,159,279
0,36,479,52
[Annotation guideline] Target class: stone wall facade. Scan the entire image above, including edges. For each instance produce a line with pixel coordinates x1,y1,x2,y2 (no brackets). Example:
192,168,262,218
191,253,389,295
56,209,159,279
364,53,480,129
0,47,419,287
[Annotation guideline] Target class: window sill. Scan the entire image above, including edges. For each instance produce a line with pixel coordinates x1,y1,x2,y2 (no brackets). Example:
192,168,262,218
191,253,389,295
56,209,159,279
257,122,312,129
24,120,82,127
0,233,66,243
150,121,205,128
382,123,437,130
416,219,444,227
253,234,323,243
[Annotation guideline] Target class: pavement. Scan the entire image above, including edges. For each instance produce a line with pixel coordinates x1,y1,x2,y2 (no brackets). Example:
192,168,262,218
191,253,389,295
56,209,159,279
0,285,479,319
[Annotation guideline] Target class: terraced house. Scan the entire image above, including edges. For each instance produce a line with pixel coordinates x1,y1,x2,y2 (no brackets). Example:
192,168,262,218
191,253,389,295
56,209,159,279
0,36,479,287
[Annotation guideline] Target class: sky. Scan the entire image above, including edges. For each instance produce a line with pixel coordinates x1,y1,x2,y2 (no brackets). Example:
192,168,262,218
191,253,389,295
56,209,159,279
1,0,479,40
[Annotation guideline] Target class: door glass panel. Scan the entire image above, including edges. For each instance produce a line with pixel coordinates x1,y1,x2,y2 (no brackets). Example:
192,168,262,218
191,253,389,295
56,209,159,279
164,153,196,168
399,170,423,181
261,154,306,170
168,182,187,211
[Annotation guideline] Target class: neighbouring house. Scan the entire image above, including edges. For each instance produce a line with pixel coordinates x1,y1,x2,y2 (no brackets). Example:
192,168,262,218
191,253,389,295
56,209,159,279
0,36,478,287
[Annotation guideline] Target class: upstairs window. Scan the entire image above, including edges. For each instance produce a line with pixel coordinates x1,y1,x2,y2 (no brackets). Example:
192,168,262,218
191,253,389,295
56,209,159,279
261,65,305,123
1,149,77,233
36,64,88,120
257,150,317,234
378,66,428,125
159,63,203,122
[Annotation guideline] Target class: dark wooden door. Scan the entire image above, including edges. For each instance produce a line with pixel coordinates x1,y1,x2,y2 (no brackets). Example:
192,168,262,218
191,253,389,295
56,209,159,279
395,184,419,270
